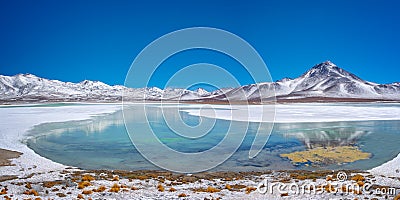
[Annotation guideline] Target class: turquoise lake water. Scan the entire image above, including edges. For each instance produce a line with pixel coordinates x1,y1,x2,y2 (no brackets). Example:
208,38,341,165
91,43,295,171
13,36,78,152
26,104,400,172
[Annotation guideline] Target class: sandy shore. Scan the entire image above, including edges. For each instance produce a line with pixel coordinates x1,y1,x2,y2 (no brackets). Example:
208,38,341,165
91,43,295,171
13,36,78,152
0,103,399,199
0,149,21,167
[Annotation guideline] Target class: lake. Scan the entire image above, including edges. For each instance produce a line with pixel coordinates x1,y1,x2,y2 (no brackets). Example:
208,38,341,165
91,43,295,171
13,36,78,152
26,103,400,172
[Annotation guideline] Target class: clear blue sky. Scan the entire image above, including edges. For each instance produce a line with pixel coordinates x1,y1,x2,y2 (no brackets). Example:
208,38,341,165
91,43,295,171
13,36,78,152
1,0,399,89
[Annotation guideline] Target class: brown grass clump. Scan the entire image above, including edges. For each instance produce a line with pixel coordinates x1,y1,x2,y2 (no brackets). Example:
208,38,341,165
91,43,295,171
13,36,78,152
394,194,400,200
77,194,84,199
169,187,177,192
23,189,39,196
206,186,220,193
93,185,106,192
131,186,138,190
192,186,221,193
0,188,7,195
78,181,91,189
351,174,365,182
82,174,95,182
56,193,66,197
157,184,165,192
25,182,32,189
245,186,256,194
109,183,120,193
34,198,42,200
4,196,11,200
82,190,93,195
42,181,62,188
112,175,119,181
225,184,232,190
178,193,187,197
326,176,333,181
230,184,247,190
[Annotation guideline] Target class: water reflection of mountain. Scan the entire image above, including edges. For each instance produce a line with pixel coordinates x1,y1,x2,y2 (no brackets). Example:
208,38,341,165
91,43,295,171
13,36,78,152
280,123,369,149
29,106,186,138
29,109,126,138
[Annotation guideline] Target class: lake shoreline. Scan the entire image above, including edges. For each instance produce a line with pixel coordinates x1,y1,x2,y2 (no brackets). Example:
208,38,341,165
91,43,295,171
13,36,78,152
1,159,399,199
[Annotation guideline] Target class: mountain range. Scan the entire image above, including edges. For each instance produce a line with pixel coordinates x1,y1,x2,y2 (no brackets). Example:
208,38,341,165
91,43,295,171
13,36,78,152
1,61,399,103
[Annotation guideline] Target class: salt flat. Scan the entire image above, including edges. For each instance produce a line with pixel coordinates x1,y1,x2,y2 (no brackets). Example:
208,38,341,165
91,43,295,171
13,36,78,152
182,103,400,123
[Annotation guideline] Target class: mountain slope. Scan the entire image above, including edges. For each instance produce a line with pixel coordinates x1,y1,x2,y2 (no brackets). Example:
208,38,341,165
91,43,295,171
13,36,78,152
1,61,399,103
209,61,400,101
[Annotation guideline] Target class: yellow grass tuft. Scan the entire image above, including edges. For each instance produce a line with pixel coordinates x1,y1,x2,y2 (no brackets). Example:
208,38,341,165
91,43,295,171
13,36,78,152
245,186,256,194
169,187,177,192
206,186,220,193
0,188,7,195
109,183,120,193
82,174,95,182
82,189,93,195
178,193,187,197
93,185,106,192
23,189,39,196
157,184,165,192
77,181,91,189
351,174,365,182
112,175,119,181
131,186,138,190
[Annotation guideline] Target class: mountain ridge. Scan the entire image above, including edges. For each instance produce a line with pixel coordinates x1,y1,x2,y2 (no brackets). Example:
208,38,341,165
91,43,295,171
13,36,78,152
1,61,399,103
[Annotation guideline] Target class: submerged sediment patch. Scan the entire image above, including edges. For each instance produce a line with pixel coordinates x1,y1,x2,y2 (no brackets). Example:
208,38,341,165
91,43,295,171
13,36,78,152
280,146,371,166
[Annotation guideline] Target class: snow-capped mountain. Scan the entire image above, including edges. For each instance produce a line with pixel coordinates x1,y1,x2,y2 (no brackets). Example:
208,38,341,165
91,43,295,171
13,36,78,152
274,61,400,100
0,73,211,102
1,61,399,103
209,61,400,101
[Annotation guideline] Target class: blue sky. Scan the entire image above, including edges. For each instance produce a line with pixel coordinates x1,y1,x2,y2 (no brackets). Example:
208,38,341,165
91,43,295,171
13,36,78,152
0,0,399,89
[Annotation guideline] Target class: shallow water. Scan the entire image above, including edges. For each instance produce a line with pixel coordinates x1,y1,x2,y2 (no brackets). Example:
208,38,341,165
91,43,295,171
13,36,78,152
26,104,400,172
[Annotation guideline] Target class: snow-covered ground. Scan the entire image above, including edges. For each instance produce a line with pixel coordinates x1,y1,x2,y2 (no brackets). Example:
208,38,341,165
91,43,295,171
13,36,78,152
0,103,121,178
182,103,400,123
